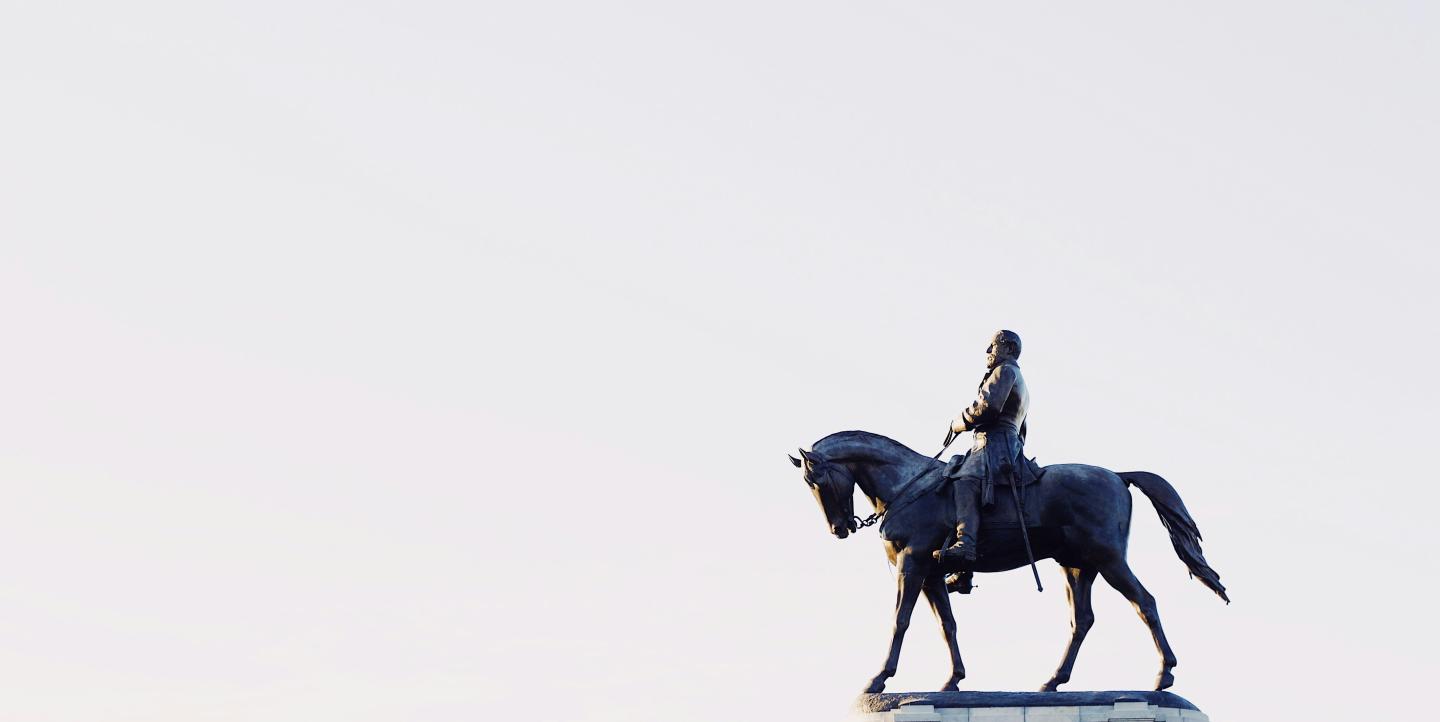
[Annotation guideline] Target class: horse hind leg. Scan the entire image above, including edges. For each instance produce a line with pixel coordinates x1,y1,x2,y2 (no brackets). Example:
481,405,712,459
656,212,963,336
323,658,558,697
1040,566,1097,692
1099,560,1178,691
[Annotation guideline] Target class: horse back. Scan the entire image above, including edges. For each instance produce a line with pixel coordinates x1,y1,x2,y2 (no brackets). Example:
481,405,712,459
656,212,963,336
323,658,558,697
1034,463,1130,516
981,463,1124,528
972,463,1132,572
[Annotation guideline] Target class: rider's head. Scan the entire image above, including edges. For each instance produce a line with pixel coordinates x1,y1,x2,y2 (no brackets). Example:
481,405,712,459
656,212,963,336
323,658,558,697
986,329,1021,368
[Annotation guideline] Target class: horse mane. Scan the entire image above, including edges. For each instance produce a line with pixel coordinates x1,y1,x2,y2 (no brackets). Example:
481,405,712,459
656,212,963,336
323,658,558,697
812,430,926,463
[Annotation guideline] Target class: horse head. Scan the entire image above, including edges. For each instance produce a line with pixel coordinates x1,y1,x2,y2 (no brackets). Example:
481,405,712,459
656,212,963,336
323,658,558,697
790,447,858,539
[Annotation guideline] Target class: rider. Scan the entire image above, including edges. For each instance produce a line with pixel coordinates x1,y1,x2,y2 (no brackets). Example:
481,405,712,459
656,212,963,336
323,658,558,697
934,330,1030,572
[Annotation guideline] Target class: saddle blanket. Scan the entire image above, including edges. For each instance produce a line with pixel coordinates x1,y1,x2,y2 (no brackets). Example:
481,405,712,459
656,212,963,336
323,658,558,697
971,475,1041,529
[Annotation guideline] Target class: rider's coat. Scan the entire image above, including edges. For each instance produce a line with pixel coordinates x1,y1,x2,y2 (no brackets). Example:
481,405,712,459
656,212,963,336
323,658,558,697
950,359,1029,504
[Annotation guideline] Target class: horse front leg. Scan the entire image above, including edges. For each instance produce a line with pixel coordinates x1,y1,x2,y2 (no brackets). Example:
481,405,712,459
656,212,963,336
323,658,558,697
865,563,925,694
1041,566,1097,691
922,572,965,691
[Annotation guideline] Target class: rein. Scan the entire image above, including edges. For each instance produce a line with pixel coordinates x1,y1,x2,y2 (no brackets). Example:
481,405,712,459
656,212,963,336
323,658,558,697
854,511,882,529
838,451,964,534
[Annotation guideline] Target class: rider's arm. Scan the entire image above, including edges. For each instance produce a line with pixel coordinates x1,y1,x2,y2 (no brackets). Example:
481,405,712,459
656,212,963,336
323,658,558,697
958,364,1016,430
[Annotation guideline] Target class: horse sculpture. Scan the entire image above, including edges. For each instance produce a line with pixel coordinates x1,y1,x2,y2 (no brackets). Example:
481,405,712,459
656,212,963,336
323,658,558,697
789,430,1227,694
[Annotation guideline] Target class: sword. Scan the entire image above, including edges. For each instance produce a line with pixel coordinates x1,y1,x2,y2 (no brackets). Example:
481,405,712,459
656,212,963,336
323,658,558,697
1004,434,1043,592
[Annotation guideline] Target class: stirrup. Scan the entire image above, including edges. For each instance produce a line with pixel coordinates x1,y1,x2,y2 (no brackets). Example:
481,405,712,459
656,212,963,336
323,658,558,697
932,542,977,568
946,572,975,595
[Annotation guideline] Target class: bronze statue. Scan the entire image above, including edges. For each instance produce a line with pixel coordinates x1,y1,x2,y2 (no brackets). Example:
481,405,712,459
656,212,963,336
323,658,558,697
788,333,1228,695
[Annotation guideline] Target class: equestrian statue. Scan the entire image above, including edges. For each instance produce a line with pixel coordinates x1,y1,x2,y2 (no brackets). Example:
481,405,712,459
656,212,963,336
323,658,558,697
788,330,1228,695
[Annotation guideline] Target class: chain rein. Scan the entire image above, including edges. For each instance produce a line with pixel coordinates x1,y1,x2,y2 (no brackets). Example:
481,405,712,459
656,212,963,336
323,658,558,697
853,512,882,529
848,447,961,533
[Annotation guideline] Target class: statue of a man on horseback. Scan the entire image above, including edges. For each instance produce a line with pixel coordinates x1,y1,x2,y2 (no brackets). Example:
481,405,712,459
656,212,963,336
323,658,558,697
788,330,1228,694
935,329,1030,569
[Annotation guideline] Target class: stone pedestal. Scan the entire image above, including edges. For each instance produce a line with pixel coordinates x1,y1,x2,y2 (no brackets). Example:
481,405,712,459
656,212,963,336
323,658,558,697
851,691,1208,722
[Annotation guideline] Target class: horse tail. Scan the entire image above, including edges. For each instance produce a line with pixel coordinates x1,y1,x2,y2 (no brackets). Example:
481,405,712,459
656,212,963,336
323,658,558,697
1120,471,1230,604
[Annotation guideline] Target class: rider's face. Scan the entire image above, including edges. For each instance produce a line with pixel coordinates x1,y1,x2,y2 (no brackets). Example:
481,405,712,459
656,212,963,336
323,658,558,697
986,343,998,368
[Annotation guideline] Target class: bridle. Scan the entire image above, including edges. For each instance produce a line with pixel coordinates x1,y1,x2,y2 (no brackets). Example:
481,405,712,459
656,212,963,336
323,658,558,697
809,460,880,532
810,452,955,534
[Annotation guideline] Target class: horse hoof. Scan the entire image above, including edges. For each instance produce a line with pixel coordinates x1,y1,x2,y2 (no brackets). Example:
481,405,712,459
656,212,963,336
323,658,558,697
939,683,959,692
1039,682,1059,692
864,678,887,694
1154,671,1174,691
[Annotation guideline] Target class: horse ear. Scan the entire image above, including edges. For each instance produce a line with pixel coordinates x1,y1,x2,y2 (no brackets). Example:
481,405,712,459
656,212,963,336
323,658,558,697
789,454,802,468
798,448,816,463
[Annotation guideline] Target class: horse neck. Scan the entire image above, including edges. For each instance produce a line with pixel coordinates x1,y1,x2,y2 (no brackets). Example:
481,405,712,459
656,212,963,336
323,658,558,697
816,433,931,511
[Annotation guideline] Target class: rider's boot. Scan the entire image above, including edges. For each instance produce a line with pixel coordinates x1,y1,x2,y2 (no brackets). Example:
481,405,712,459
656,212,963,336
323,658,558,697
932,478,980,569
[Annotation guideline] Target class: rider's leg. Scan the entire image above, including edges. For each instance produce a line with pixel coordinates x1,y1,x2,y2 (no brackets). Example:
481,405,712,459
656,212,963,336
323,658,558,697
934,477,979,565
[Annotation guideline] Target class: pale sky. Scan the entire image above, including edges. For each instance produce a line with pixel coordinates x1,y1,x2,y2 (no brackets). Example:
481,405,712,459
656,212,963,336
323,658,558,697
2,2,1437,721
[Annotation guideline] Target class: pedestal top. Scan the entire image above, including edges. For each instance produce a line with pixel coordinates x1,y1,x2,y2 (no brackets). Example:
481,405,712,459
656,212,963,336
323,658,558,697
855,690,1199,714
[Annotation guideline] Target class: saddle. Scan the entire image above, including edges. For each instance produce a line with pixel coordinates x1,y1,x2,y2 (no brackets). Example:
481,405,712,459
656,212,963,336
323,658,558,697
975,472,1042,529
1011,455,1044,487
876,456,1046,541
941,451,1043,488
941,452,1045,529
